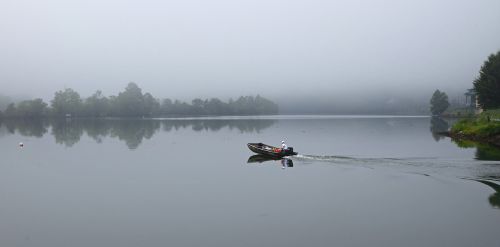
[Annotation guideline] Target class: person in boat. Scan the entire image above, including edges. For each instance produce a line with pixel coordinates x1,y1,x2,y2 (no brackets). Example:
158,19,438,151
281,140,288,151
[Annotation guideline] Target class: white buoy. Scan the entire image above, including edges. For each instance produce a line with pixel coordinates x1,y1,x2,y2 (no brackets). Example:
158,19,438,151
19,142,24,148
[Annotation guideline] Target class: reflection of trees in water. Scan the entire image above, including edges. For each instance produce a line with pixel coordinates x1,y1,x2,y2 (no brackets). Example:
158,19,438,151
452,139,500,161
51,119,84,147
1,118,49,137
109,120,160,149
475,145,500,161
1,118,275,149
83,119,112,143
429,117,449,142
476,180,500,209
51,119,161,149
226,120,275,133
162,119,275,133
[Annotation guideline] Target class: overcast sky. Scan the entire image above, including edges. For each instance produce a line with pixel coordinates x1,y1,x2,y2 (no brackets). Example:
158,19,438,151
1,0,499,101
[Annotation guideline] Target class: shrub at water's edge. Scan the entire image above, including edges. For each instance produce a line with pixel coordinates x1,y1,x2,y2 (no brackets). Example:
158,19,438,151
450,109,500,146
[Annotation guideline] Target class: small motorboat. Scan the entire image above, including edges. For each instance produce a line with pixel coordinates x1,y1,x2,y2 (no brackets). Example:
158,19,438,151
247,143,298,158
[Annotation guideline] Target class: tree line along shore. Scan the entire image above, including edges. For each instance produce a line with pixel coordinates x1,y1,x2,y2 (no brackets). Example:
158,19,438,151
0,82,279,118
430,51,500,147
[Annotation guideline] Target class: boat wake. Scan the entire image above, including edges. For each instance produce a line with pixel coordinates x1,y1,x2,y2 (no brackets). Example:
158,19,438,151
293,154,420,165
292,154,500,181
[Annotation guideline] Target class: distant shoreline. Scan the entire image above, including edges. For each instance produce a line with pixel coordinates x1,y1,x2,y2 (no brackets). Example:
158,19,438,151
0,114,432,120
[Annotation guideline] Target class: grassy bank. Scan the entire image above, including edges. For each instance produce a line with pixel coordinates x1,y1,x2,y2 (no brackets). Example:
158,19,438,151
450,109,500,146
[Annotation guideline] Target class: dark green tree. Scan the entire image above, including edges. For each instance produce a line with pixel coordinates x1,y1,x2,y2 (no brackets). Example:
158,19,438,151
161,98,173,115
170,100,192,115
107,96,119,116
229,96,278,115
51,88,83,116
254,95,279,115
232,96,254,115
191,98,205,115
84,90,109,117
473,51,500,109
430,90,449,116
16,99,48,117
143,93,160,116
204,98,228,115
114,82,149,117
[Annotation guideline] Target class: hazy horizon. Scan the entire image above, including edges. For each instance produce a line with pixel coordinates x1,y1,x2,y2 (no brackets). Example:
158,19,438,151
1,0,500,112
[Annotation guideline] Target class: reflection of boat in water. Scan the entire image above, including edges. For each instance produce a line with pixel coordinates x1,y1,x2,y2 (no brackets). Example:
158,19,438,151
247,155,294,167
247,143,298,158
247,154,281,163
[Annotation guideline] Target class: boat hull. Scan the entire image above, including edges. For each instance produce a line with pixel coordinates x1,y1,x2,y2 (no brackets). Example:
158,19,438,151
247,143,298,158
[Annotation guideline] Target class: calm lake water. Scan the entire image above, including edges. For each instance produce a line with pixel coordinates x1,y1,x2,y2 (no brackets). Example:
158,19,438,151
1,116,499,247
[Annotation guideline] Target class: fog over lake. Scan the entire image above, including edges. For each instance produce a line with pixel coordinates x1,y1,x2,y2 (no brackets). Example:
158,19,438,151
1,0,500,111
1,0,500,246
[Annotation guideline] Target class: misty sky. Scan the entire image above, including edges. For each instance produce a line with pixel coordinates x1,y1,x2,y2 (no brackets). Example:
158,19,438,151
1,0,499,102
